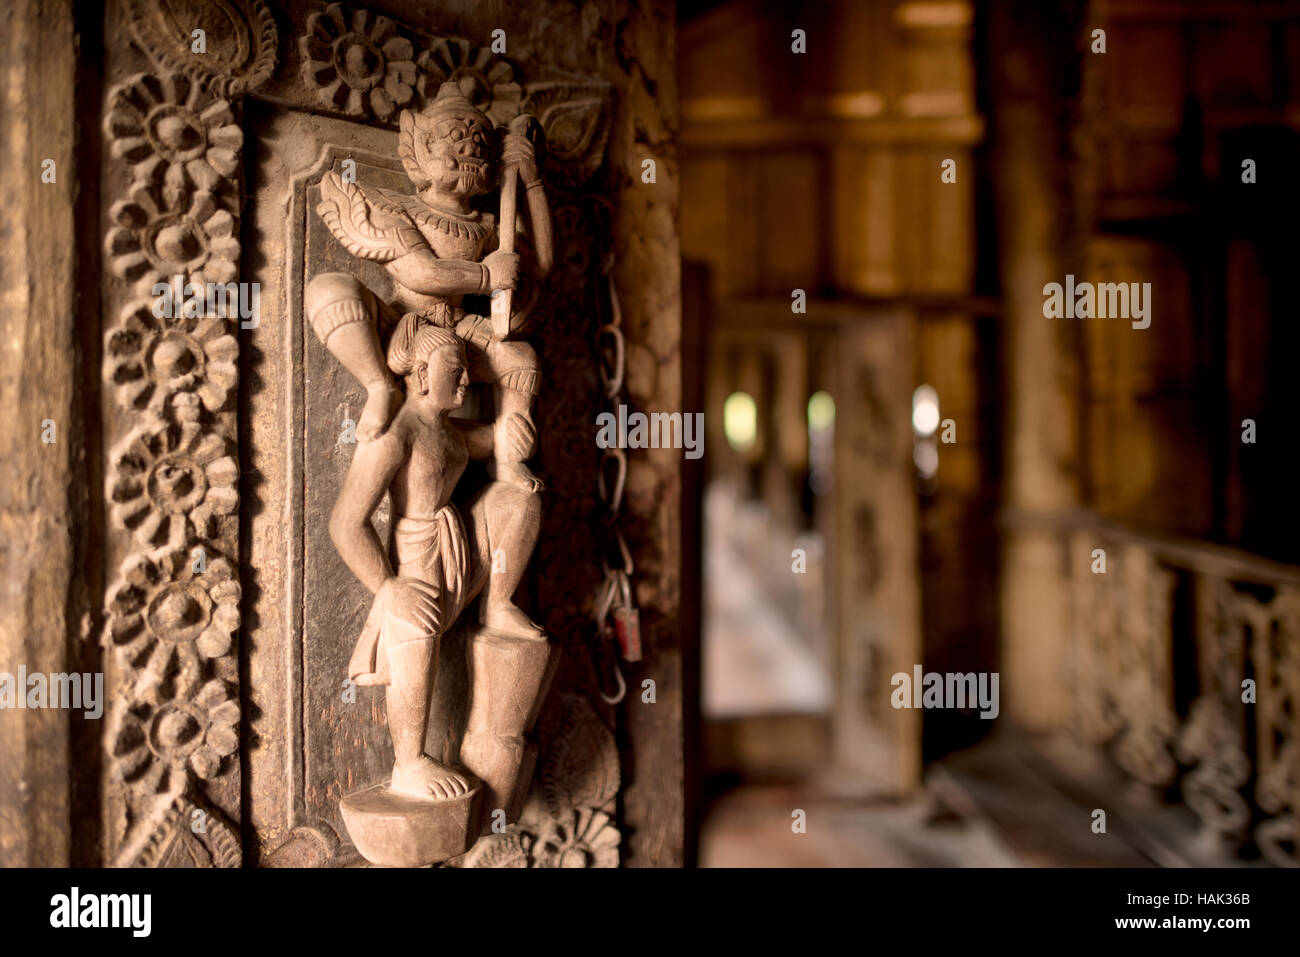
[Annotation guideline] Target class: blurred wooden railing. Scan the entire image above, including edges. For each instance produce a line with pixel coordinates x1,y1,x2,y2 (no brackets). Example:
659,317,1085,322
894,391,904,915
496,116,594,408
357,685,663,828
1054,512,1300,866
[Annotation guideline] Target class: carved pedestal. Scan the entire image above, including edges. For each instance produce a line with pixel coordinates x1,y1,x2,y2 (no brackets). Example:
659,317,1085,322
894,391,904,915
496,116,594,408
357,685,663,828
461,630,560,833
340,629,558,866
341,782,482,867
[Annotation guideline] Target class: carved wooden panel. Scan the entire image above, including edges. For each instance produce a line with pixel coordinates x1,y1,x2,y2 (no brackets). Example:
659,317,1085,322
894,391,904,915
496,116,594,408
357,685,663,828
96,0,664,868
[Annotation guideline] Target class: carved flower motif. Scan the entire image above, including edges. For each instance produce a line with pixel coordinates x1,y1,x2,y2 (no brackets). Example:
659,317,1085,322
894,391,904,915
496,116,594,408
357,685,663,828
105,299,239,413
453,829,533,869
104,73,243,207
108,421,239,550
299,3,416,120
106,548,241,702
531,807,620,868
109,678,240,794
105,185,239,295
415,38,522,126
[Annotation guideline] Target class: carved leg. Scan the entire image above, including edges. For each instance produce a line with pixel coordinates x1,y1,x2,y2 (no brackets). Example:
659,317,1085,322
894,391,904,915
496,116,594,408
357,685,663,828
467,480,544,639
384,635,470,801
458,319,543,492
304,272,402,440
494,378,544,493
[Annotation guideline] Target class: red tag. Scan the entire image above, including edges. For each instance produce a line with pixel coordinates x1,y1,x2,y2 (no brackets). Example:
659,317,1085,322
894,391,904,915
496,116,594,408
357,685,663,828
613,606,642,662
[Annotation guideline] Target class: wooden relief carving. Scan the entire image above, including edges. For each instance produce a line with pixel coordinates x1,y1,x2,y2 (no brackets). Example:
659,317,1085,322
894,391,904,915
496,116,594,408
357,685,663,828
1245,587,1300,867
1175,577,1253,844
1068,532,1123,746
455,695,620,868
101,1,268,862
126,0,279,99
100,0,619,867
1112,547,1178,789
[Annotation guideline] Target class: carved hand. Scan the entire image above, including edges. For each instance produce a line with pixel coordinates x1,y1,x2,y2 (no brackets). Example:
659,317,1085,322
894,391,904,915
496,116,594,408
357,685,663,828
502,412,537,460
376,577,444,636
502,132,538,186
483,249,520,291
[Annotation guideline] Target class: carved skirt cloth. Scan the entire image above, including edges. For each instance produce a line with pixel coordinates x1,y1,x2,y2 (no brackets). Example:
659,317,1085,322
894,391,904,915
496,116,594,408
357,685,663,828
347,505,471,686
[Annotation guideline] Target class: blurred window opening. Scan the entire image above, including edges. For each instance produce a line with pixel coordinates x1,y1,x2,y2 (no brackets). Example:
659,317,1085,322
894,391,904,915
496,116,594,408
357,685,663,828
723,390,757,453
807,390,835,498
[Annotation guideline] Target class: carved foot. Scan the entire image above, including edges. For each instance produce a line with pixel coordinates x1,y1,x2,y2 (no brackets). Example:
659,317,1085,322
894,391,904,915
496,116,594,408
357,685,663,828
390,755,471,801
357,382,404,442
481,601,547,640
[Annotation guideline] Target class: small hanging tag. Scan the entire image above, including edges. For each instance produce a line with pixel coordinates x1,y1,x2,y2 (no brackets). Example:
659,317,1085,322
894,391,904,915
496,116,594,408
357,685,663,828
611,574,641,662
613,606,641,662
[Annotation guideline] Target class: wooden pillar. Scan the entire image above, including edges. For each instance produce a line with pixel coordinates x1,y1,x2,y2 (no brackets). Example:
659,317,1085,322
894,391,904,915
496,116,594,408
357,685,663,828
0,0,82,867
990,0,1084,731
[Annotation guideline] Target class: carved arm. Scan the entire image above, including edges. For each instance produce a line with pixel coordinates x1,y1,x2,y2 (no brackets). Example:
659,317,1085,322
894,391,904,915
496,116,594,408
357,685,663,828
453,413,535,462
385,247,520,298
328,431,404,594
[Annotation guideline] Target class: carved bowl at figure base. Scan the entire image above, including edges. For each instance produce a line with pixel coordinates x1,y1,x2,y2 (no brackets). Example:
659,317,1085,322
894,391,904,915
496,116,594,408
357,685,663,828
340,781,483,867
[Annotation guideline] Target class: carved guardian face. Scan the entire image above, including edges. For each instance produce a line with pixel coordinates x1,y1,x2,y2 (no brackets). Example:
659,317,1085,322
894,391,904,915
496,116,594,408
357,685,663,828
417,341,470,410
415,110,493,199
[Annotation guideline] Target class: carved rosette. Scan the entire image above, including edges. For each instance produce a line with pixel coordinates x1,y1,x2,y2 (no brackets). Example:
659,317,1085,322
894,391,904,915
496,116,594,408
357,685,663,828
299,3,417,120
108,420,238,550
106,73,244,206
102,0,275,867
105,300,239,414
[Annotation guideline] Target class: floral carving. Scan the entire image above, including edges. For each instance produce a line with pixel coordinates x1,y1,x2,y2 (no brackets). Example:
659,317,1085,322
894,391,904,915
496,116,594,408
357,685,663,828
522,82,611,187
538,694,620,816
531,807,620,868
105,299,239,413
453,806,620,869
105,185,239,295
455,830,533,869
415,38,522,126
105,73,243,206
106,548,240,697
299,3,416,120
108,421,239,550
126,0,278,98
109,679,240,796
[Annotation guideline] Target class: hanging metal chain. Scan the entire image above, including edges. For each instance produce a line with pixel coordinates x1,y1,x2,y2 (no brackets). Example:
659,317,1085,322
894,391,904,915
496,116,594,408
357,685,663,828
591,227,641,705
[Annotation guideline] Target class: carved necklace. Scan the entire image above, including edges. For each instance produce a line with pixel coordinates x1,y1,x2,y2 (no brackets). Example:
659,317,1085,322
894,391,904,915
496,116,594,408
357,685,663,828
377,192,493,242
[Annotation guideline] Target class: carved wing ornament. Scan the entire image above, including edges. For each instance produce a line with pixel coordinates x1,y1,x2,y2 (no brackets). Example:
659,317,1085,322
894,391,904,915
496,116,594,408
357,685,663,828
316,172,429,261
98,0,619,868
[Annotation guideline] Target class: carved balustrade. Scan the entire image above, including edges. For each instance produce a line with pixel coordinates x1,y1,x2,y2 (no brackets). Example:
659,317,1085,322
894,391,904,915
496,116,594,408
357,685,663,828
1062,514,1300,866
